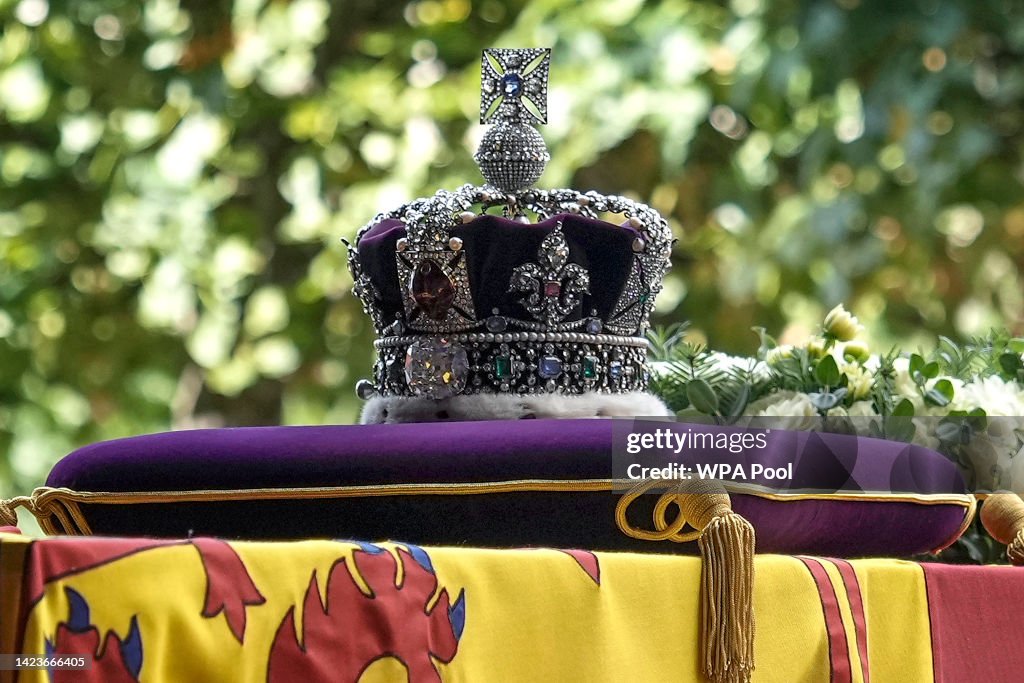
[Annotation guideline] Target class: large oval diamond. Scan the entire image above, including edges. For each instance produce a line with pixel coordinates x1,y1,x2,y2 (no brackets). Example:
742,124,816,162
405,338,469,399
410,259,456,320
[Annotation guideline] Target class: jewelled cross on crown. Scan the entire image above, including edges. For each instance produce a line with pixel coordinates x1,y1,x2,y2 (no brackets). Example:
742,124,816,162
475,48,552,193
480,47,550,124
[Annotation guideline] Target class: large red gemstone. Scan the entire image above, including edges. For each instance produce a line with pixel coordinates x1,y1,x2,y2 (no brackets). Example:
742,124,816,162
410,259,456,320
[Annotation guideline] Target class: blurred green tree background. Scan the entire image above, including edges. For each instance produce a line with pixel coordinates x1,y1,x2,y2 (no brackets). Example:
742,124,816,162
2,0,1023,495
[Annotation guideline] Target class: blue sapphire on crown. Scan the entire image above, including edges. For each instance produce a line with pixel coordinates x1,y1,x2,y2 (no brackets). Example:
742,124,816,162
502,72,524,97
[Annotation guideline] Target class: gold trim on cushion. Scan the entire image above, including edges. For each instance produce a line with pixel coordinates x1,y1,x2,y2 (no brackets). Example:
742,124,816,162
1,481,976,549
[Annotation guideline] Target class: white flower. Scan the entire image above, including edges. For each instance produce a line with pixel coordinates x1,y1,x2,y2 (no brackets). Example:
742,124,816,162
705,352,772,382
847,400,877,417
986,417,1024,449
651,353,771,385
648,361,674,379
805,337,828,359
952,375,1024,416
765,344,794,366
751,391,818,431
823,304,864,341
751,390,816,416
891,357,921,404
918,378,966,418
910,418,941,452
966,433,1013,492
842,362,874,400
890,358,971,414
839,400,880,436
842,339,870,363
930,416,1024,491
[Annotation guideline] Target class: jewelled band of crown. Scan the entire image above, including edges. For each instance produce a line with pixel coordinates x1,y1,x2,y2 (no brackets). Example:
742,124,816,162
374,333,650,399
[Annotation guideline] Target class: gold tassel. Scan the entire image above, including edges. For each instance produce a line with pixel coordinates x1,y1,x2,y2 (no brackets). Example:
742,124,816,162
0,491,84,535
980,493,1024,565
616,478,756,683
0,499,18,527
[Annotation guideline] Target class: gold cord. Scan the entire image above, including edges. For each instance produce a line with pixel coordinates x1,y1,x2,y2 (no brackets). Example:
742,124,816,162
0,490,93,535
616,478,755,683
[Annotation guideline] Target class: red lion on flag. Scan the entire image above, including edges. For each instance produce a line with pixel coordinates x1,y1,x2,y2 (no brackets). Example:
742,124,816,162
268,544,464,682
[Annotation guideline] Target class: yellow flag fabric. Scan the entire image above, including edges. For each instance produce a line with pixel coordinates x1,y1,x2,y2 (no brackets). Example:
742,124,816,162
0,532,936,682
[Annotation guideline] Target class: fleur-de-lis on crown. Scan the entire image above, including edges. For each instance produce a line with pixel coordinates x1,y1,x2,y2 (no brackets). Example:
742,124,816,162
510,223,590,326
480,47,550,125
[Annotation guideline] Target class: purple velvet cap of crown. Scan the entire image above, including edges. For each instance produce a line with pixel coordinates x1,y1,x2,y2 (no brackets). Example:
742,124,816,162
357,213,640,329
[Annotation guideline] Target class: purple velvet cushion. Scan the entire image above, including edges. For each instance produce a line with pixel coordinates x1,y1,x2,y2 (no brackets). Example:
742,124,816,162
46,420,972,557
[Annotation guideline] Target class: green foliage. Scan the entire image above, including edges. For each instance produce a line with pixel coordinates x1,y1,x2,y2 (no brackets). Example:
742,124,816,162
649,323,766,419
928,331,1024,390
648,322,729,413
651,319,1024,563
654,320,1024,422
2,0,1024,498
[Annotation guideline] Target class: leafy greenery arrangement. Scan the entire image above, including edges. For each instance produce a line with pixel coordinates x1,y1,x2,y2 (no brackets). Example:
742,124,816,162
649,305,1024,563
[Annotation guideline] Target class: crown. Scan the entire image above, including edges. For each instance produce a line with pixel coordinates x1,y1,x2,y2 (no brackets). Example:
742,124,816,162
346,48,672,418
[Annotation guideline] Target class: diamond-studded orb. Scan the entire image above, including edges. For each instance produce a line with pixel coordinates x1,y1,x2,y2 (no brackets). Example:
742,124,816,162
405,338,469,399
474,122,550,192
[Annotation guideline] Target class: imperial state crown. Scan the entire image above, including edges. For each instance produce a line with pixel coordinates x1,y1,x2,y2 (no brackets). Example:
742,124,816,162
346,48,674,423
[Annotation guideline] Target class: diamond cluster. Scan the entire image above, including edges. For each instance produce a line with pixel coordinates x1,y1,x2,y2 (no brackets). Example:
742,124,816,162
475,124,550,192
